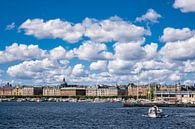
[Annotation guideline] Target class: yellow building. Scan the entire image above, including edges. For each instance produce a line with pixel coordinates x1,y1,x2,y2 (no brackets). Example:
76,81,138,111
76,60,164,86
12,86,34,96
12,86,23,96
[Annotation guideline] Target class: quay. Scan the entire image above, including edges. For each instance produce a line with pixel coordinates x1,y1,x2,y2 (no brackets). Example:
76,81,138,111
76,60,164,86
123,102,195,107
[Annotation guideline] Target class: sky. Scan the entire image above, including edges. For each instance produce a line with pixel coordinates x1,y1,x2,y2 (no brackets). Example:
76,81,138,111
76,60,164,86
0,0,195,86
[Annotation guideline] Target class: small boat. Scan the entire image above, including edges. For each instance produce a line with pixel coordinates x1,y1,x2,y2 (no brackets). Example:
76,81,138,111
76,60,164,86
148,105,163,118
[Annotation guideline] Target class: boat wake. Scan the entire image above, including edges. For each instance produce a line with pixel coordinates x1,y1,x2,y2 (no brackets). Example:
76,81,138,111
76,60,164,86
142,114,169,118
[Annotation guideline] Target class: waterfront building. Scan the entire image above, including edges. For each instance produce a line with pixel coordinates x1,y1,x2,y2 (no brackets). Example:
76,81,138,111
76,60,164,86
86,85,128,97
60,87,86,96
43,86,61,96
86,87,97,96
12,86,23,96
128,84,149,97
157,84,181,91
117,86,128,96
33,87,43,96
154,84,195,103
8,86,35,96
154,91,195,103
97,86,118,97
179,92,195,103
0,88,3,96
0,87,13,96
22,87,34,96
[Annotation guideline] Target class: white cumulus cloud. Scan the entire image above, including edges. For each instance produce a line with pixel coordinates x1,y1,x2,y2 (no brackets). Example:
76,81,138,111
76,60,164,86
7,58,59,79
49,46,74,60
136,9,162,23
169,73,181,81
19,19,85,43
73,41,113,61
143,43,158,59
19,17,149,43
83,16,148,42
108,59,133,75
0,43,47,64
90,61,107,71
173,0,195,12
114,42,146,60
160,27,194,42
183,60,195,73
160,36,195,61
7,58,71,84
72,64,87,77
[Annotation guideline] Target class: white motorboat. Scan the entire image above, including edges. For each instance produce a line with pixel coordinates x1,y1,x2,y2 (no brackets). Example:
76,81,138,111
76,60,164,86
148,105,163,118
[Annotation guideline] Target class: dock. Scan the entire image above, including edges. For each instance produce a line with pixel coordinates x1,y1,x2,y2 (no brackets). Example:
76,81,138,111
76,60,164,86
123,102,195,107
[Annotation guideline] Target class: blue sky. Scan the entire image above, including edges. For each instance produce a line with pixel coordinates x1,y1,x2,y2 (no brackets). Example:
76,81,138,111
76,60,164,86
0,0,195,86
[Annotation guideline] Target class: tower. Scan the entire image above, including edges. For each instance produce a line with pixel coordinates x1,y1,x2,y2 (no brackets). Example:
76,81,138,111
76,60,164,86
63,78,66,83
61,77,68,87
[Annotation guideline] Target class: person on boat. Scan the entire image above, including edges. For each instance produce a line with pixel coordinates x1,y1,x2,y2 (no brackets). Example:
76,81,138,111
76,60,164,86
148,105,164,118
153,105,158,115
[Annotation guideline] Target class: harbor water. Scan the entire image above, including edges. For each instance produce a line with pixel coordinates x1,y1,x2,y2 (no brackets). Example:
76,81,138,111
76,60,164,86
0,102,195,129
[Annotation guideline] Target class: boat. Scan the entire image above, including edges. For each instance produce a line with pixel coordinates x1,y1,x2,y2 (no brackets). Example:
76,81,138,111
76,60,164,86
148,105,163,118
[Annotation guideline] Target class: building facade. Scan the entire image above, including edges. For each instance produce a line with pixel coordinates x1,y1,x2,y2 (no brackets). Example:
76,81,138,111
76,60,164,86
12,86,23,96
154,84,195,103
117,86,128,96
86,87,97,96
128,85,149,97
43,87,61,96
157,84,181,91
0,88,3,96
22,87,34,96
0,87,13,96
33,87,43,96
60,87,86,96
154,91,195,103
97,87,118,97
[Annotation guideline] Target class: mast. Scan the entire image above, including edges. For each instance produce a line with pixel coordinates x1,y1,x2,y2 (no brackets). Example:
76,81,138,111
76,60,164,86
137,71,139,100
154,83,157,100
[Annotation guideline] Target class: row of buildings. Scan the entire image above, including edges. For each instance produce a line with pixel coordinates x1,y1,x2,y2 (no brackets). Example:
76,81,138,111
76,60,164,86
0,80,149,97
0,79,130,97
0,85,128,97
0,82,186,97
0,84,43,97
1,79,195,103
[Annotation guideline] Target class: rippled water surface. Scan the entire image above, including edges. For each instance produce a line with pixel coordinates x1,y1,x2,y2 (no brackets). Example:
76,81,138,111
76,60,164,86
0,102,195,129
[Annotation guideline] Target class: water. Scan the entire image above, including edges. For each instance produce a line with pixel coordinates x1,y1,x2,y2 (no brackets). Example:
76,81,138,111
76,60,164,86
0,102,195,129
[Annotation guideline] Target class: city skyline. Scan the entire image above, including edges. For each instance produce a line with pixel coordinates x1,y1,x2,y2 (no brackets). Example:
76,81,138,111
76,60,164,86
0,0,195,85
